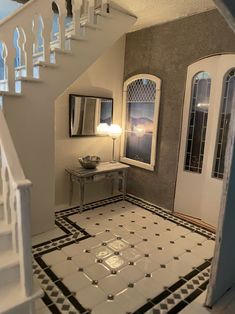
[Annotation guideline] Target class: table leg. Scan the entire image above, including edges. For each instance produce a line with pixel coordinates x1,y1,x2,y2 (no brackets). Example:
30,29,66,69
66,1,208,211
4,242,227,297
122,170,127,201
80,178,85,212
69,175,73,206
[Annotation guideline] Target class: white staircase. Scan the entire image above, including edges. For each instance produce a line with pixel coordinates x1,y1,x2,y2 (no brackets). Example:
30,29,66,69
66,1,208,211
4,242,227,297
0,110,42,313
0,0,136,236
0,0,136,312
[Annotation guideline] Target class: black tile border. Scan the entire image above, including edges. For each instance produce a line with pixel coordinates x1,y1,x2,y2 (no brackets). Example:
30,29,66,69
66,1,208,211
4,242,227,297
33,195,215,314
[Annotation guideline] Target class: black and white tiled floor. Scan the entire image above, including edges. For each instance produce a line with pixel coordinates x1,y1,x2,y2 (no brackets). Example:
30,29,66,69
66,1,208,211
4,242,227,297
33,195,216,314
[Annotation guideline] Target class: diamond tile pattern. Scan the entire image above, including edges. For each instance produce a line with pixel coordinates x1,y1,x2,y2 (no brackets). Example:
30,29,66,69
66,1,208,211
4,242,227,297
33,196,215,314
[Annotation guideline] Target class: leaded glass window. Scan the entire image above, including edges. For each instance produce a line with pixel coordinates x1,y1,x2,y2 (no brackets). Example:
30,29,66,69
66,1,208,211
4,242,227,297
213,69,235,179
121,75,161,170
184,72,211,173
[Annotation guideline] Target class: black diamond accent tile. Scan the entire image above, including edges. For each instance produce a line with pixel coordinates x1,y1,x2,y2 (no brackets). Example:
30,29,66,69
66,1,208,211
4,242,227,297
160,303,168,310
46,285,54,291
51,291,59,297
57,297,65,304
167,298,175,304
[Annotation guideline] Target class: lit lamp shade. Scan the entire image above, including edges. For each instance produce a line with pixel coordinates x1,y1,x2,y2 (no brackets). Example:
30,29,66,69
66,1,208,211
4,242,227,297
97,123,109,135
108,124,122,139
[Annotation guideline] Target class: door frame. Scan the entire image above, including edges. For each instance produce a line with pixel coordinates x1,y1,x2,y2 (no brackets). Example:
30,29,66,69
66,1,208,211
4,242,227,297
174,55,226,227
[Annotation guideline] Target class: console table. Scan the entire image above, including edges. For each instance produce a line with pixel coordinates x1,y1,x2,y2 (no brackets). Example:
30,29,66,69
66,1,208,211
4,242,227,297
66,162,130,211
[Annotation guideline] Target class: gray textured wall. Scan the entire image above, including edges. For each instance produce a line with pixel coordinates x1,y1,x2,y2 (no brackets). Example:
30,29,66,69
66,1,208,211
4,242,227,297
124,9,235,210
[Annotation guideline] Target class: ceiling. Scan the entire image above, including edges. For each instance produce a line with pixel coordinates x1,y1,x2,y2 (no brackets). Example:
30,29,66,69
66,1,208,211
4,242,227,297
111,0,216,31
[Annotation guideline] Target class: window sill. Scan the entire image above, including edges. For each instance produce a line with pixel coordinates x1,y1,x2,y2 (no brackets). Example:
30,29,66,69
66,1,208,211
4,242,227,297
120,157,154,171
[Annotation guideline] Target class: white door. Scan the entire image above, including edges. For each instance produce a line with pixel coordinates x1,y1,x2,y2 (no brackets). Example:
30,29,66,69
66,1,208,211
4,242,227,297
174,54,235,227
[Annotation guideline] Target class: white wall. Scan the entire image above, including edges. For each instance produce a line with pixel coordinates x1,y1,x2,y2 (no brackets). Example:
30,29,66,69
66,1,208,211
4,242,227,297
55,37,126,210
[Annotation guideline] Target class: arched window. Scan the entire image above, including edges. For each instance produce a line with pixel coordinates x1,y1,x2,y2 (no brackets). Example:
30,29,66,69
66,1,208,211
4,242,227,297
213,69,235,179
184,71,211,173
121,74,161,171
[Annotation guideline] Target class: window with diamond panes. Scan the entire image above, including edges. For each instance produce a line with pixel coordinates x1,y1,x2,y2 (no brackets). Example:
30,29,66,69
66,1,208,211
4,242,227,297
213,69,235,179
121,75,161,170
184,72,211,173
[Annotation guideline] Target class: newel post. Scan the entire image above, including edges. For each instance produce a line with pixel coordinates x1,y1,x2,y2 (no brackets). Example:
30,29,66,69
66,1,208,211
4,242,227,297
15,179,33,297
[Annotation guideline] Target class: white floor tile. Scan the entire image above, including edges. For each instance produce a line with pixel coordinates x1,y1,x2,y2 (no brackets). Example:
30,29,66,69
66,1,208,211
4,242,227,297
135,257,160,274
42,250,67,266
76,285,106,309
122,234,142,245
115,288,147,313
51,260,77,278
104,255,127,270
72,252,96,268
61,243,83,257
63,271,91,292
121,247,142,262
135,277,164,299
107,240,128,251
165,259,193,277
98,275,127,295
92,245,114,259
84,263,110,281
92,300,126,314
95,231,116,243
118,265,144,283
151,267,180,288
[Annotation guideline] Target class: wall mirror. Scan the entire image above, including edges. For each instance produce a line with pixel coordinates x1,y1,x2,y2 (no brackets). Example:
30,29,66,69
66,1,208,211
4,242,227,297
69,94,113,137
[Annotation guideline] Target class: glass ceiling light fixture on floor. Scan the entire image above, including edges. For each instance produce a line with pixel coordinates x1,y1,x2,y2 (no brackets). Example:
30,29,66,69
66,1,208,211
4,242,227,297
97,123,122,163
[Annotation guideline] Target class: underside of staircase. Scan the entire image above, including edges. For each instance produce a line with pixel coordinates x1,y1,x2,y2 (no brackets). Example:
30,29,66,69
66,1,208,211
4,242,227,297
0,0,136,312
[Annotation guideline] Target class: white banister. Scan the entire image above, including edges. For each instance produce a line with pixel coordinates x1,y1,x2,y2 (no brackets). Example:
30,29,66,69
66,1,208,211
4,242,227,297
72,0,83,36
0,109,33,297
88,0,96,25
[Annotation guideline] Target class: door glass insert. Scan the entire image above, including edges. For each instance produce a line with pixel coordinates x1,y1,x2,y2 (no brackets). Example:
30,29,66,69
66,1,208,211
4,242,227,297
213,69,235,179
184,72,211,173
125,78,156,164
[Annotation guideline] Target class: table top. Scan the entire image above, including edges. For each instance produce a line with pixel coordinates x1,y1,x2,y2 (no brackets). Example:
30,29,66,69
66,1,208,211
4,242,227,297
66,162,130,178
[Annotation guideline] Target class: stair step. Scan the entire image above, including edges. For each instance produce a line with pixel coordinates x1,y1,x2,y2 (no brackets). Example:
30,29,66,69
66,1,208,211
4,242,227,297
0,222,11,235
81,21,102,30
0,278,43,313
34,61,58,68
66,34,87,41
95,10,112,18
16,76,42,83
51,47,73,55
0,251,19,271
0,91,22,97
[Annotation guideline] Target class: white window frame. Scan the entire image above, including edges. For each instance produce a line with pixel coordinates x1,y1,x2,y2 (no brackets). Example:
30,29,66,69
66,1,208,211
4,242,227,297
120,74,161,171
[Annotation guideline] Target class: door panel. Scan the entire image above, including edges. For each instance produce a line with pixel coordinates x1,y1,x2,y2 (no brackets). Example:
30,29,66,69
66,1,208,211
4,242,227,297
174,55,235,227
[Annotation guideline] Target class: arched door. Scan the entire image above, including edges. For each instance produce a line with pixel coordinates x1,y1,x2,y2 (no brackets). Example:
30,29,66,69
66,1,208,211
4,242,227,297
174,54,235,227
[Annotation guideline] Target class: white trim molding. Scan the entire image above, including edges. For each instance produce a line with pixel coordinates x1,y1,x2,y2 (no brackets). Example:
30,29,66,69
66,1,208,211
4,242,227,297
120,73,161,171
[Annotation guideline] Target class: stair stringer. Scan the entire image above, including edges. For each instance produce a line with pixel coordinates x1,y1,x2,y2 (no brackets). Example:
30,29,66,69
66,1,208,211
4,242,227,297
2,8,136,235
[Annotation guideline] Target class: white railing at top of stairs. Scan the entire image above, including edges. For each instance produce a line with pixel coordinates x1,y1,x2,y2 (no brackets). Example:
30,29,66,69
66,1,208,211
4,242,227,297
0,0,110,93
0,108,32,297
